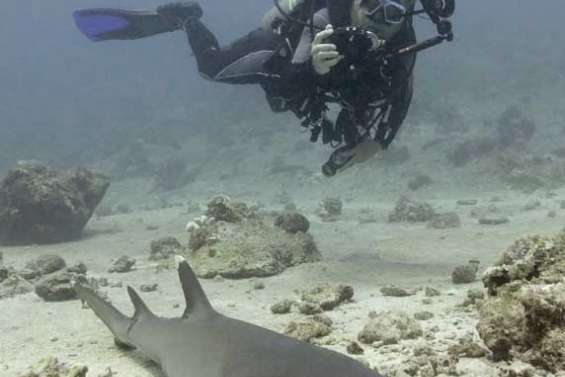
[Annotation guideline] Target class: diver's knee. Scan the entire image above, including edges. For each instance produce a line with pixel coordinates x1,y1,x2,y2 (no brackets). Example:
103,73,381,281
195,51,225,80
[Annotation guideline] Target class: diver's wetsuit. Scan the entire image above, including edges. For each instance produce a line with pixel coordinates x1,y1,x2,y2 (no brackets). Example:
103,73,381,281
184,20,285,84
183,5,416,159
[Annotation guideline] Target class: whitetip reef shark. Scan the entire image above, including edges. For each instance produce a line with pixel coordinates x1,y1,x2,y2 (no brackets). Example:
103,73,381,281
75,256,383,377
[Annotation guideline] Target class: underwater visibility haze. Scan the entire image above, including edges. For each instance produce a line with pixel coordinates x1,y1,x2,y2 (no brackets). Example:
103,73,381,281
1,0,565,376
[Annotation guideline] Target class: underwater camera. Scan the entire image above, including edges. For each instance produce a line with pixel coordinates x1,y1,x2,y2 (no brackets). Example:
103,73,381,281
324,0,456,63
328,27,384,64
271,0,456,59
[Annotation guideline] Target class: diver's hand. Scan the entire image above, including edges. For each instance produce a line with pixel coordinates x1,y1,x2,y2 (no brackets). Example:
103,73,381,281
311,25,343,75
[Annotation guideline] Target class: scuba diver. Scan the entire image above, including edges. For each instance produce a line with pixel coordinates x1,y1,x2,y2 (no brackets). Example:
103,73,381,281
73,0,455,176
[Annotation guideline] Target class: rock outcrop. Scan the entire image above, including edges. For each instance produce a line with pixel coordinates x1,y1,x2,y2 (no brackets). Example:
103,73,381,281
477,231,565,371
0,163,109,245
187,196,320,278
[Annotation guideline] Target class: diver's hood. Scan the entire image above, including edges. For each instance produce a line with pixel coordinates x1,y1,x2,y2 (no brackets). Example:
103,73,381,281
369,0,416,40
328,0,354,27
329,0,415,41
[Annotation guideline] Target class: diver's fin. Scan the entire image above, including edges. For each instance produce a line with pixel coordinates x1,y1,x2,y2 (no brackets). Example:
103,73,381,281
72,8,178,42
175,256,215,317
127,286,156,321
74,283,135,348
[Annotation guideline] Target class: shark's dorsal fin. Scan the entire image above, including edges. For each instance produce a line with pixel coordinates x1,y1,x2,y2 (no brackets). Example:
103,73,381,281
127,286,155,320
176,257,214,318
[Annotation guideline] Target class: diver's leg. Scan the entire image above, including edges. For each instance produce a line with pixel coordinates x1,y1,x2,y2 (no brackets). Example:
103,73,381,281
321,110,384,177
157,2,280,84
157,2,204,27
184,23,280,83
322,139,383,177
157,2,221,76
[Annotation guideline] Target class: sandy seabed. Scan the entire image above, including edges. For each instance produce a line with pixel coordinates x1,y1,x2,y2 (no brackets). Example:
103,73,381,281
1,188,564,377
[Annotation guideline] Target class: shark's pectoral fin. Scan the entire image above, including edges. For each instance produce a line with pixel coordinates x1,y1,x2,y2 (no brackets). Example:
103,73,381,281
74,283,135,348
175,257,215,318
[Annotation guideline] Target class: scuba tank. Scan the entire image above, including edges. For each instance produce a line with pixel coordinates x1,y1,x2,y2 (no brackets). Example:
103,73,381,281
261,0,302,31
262,0,324,33
263,0,353,34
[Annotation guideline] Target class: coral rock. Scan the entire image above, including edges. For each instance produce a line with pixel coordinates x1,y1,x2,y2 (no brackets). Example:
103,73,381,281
300,284,354,311
477,231,565,370
270,299,294,314
0,273,34,299
424,287,441,297
451,264,478,284
284,315,333,342
205,195,255,223
34,272,78,301
150,236,183,260
24,254,66,277
274,212,310,234
388,197,435,223
189,204,320,278
19,356,88,377
380,285,415,297
0,163,109,245
108,256,136,273
346,341,364,355
358,311,423,345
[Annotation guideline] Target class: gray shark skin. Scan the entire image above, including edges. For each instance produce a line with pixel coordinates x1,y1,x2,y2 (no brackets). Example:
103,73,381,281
75,260,383,377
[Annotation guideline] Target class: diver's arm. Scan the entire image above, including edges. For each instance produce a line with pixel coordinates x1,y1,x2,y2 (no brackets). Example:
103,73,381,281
274,9,335,93
291,9,330,64
262,9,332,112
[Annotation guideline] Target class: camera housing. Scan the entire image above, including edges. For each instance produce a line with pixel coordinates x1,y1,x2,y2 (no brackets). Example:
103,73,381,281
328,27,383,64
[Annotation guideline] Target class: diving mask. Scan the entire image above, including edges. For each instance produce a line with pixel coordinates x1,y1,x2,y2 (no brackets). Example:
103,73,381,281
360,0,407,24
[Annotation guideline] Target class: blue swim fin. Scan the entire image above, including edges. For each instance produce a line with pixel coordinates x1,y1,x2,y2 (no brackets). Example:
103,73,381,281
72,8,178,42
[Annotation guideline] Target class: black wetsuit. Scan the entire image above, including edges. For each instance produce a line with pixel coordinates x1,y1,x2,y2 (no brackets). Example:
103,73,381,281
183,6,416,150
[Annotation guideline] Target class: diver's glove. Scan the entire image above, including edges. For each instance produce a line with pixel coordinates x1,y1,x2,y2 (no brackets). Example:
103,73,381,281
311,25,344,75
321,138,383,177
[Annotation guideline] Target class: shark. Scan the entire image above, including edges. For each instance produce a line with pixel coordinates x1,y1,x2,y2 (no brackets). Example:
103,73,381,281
74,257,383,377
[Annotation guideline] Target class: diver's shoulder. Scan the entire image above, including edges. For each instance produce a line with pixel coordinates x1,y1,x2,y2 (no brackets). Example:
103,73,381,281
313,8,330,26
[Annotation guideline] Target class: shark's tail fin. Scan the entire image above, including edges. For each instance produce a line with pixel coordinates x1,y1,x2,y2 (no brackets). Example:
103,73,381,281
175,255,216,318
74,283,136,349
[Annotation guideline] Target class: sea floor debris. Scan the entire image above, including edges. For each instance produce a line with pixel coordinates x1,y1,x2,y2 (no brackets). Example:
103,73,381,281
478,230,565,371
